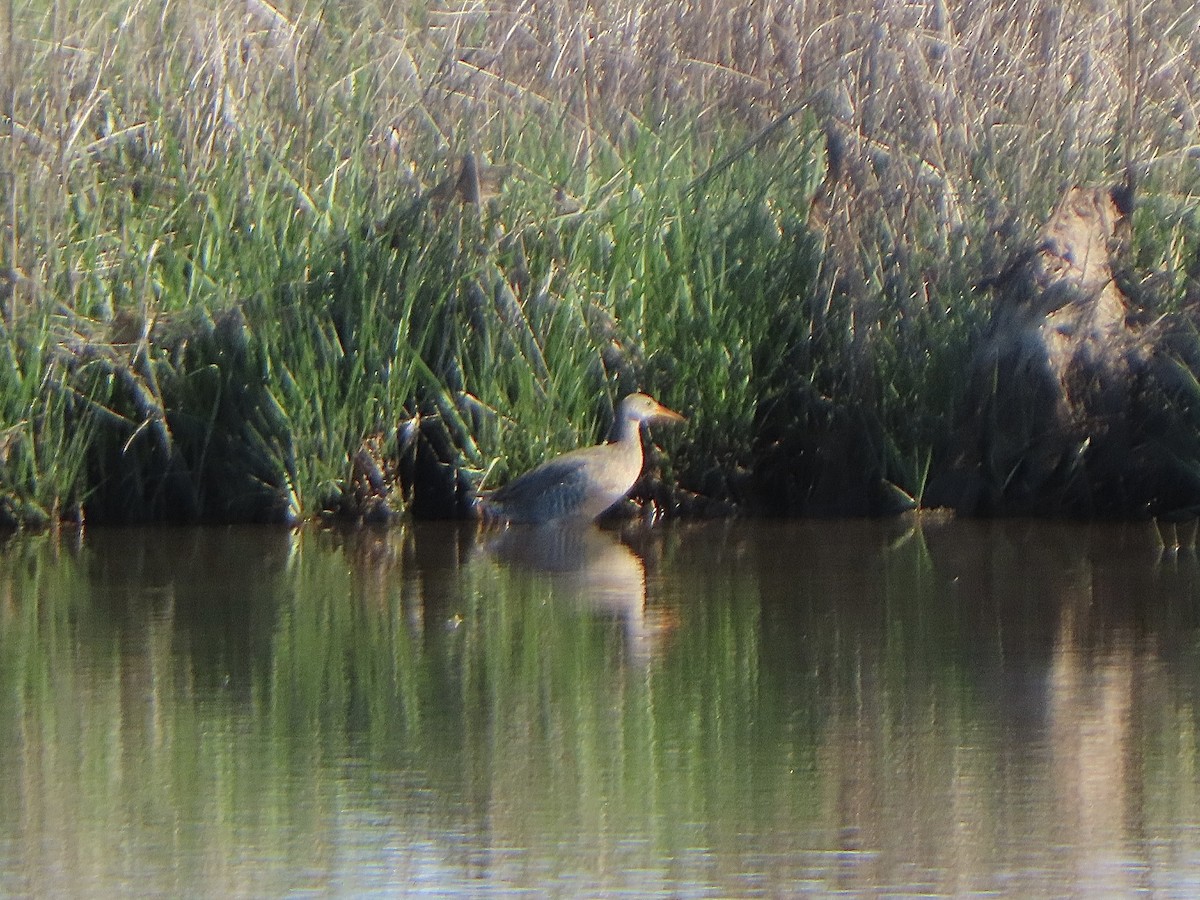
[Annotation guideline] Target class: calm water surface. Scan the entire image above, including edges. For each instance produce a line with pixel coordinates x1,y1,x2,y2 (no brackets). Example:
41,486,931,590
2,518,1200,897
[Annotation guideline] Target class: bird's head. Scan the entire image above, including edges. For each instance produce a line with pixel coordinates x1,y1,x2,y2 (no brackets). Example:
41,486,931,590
619,393,686,426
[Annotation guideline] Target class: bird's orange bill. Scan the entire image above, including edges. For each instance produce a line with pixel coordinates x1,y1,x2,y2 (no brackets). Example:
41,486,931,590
651,401,686,423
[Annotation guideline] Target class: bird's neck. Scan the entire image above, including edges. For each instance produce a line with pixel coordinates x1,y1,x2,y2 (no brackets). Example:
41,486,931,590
611,414,643,448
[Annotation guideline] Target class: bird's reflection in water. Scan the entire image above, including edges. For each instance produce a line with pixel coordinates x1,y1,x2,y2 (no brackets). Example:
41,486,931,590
480,524,675,663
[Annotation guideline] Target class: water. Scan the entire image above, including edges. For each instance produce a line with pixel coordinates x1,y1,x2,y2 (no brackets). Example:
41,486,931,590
2,518,1199,897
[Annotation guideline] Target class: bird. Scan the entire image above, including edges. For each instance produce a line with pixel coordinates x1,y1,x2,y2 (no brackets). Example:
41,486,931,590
478,393,685,525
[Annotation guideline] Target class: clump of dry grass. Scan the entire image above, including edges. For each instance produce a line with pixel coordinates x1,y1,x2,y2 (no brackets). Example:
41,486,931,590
6,0,1198,318
424,1,1200,254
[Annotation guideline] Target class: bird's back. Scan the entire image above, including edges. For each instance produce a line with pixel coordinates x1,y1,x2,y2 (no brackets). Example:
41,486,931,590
482,441,640,525
483,454,592,524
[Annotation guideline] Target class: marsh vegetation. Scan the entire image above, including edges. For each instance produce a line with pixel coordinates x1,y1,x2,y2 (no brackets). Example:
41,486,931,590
3,0,1200,525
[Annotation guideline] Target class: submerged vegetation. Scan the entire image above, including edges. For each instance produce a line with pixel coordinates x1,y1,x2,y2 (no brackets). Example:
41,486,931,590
2,0,1200,525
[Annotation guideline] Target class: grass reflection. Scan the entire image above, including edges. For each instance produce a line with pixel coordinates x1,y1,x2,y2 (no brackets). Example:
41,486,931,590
1,521,1199,894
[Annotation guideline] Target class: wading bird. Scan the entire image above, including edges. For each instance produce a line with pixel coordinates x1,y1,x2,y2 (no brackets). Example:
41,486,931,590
479,393,685,525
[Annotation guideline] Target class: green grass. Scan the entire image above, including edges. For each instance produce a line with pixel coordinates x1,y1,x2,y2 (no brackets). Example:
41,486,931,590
3,0,1200,525
0,316,94,526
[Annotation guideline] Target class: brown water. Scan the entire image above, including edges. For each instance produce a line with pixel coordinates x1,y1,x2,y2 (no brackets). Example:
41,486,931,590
1,518,1199,897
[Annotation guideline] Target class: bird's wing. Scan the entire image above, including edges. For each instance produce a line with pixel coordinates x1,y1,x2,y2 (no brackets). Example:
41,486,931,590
487,455,590,522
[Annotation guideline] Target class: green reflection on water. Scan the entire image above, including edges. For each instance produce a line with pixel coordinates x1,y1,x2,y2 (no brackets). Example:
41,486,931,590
2,520,1200,895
